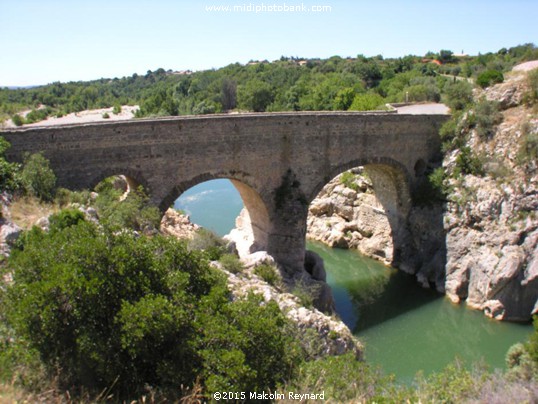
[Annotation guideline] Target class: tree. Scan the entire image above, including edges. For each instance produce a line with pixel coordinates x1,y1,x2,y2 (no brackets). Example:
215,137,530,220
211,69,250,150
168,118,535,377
221,78,237,111
20,152,56,201
348,93,385,111
439,50,455,64
0,137,21,193
238,80,274,112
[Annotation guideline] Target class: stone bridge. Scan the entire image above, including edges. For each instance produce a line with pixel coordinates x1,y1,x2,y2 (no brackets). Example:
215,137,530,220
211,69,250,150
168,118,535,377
2,112,447,275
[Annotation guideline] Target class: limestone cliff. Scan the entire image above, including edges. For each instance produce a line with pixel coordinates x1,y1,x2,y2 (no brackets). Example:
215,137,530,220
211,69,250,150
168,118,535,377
443,67,538,321
307,65,538,321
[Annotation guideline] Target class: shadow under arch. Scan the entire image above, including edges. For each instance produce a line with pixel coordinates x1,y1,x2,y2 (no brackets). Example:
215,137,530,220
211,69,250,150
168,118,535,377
162,171,271,255
308,157,413,267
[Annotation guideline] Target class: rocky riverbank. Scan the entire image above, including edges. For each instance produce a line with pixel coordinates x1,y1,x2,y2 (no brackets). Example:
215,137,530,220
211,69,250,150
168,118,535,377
307,64,538,321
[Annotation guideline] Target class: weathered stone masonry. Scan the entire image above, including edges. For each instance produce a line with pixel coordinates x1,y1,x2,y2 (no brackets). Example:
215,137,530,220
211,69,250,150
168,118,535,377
2,112,447,274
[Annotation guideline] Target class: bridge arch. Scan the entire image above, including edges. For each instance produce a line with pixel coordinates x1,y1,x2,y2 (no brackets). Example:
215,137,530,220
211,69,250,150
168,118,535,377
161,171,271,255
308,157,413,266
88,168,149,193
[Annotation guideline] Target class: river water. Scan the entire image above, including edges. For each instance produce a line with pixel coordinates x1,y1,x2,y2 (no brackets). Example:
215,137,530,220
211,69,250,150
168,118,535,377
175,179,533,382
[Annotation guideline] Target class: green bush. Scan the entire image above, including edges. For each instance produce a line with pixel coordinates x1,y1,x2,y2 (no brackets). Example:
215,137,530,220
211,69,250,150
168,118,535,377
254,264,280,286
24,108,52,124
517,121,538,165
48,208,85,231
444,81,473,111
112,104,122,114
454,146,485,177
3,223,301,398
11,114,24,126
188,228,227,260
524,69,538,105
0,137,21,193
218,253,244,274
473,99,502,139
94,180,160,232
20,152,56,202
477,70,504,88
348,92,385,111
340,171,359,191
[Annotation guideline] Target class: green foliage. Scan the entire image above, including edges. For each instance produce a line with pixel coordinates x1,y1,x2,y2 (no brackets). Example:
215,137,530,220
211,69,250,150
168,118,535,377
54,188,92,207
238,79,274,112
413,167,448,205
218,253,244,274
285,353,395,403
348,92,385,111
188,228,227,260
444,80,473,111
1,45,537,121
93,179,160,232
24,107,52,124
416,359,485,403
102,112,110,119
0,137,21,193
333,87,357,110
291,280,315,309
526,316,538,365
11,114,24,126
517,121,538,165
20,153,56,202
48,208,85,231
524,69,538,105
477,70,504,88
472,99,502,139
340,171,359,191
112,104,122,114
3,222,302,398
454,146,485,177
253,264,280,286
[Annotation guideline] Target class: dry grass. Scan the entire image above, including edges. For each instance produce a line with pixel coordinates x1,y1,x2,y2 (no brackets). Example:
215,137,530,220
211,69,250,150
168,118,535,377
8,196,59,230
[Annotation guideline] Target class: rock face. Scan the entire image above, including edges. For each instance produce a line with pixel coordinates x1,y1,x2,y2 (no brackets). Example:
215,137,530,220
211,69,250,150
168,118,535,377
307,168,393,264
214,254,363,359
307,66,538,321
160,208,200,239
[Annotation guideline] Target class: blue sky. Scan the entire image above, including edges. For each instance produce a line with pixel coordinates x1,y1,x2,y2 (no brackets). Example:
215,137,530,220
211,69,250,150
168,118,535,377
1,0,537,86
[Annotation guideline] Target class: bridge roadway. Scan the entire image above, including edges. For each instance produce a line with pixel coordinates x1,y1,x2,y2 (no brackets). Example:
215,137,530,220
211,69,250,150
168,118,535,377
1,111,447,275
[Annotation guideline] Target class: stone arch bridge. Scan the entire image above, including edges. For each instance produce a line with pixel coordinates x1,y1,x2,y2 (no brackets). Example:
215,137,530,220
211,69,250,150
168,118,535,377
2,112,447,275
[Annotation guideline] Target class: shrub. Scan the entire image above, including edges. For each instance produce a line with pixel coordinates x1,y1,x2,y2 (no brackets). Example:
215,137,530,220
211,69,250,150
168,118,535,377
188,228,227,260
218,253,244,274
340,171,359,191
348,92,385,111
4,223,301,398
112,104,122,115
454,146,485,177
0,137,21,193
25,108,52,124
48,208,85,231
11,114,24,126
524,69,538,105
102,112,110,119
20,153,56,202
94,180,160,232
517,121,538,165
473,99,502,139
254,264,280,286
444,81,473,111
477,70,504,88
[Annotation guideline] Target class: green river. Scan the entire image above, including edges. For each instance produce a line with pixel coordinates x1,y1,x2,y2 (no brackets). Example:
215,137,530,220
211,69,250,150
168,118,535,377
175,179,533,382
